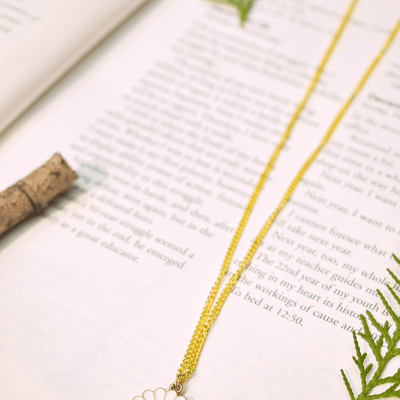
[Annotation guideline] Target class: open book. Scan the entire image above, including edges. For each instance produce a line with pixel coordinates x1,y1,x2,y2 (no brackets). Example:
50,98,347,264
1,0,400,399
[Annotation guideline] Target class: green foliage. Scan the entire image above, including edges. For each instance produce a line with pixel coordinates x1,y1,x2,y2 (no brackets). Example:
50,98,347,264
342,255,400,400
208,0,254,25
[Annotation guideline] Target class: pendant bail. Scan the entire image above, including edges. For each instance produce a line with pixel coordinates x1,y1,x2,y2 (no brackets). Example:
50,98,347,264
169,375,184,396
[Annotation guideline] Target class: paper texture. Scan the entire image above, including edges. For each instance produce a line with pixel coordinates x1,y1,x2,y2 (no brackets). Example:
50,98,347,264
0,0,149,133
0,0,400,399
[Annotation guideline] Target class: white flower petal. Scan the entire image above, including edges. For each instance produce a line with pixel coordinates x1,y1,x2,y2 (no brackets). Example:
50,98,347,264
143,390,156,400
154,388,166,400
164,390,178,400
133,387,186,400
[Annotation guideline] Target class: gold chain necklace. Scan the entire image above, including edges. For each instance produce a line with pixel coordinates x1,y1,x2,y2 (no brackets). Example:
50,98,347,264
133,1,400,398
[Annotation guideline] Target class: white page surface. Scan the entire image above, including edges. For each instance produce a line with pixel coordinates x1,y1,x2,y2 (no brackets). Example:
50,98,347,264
0,0,400,399
0,0,150,134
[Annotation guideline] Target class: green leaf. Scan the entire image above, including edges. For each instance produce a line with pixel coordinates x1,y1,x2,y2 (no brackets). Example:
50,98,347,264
342,255,400,400
342,369,356,400
208,0,255,25
393,254,400,268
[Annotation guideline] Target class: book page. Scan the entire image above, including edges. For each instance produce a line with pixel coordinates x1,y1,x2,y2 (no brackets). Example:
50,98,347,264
0,0,150,134
0,0,400,399
0,0,42,36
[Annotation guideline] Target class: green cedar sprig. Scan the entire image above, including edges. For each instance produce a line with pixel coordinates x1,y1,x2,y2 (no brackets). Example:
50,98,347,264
342,254,400,400
208,0,254,25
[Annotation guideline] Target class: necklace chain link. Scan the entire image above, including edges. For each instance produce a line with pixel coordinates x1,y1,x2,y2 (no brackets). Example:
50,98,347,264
174,0,400,388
